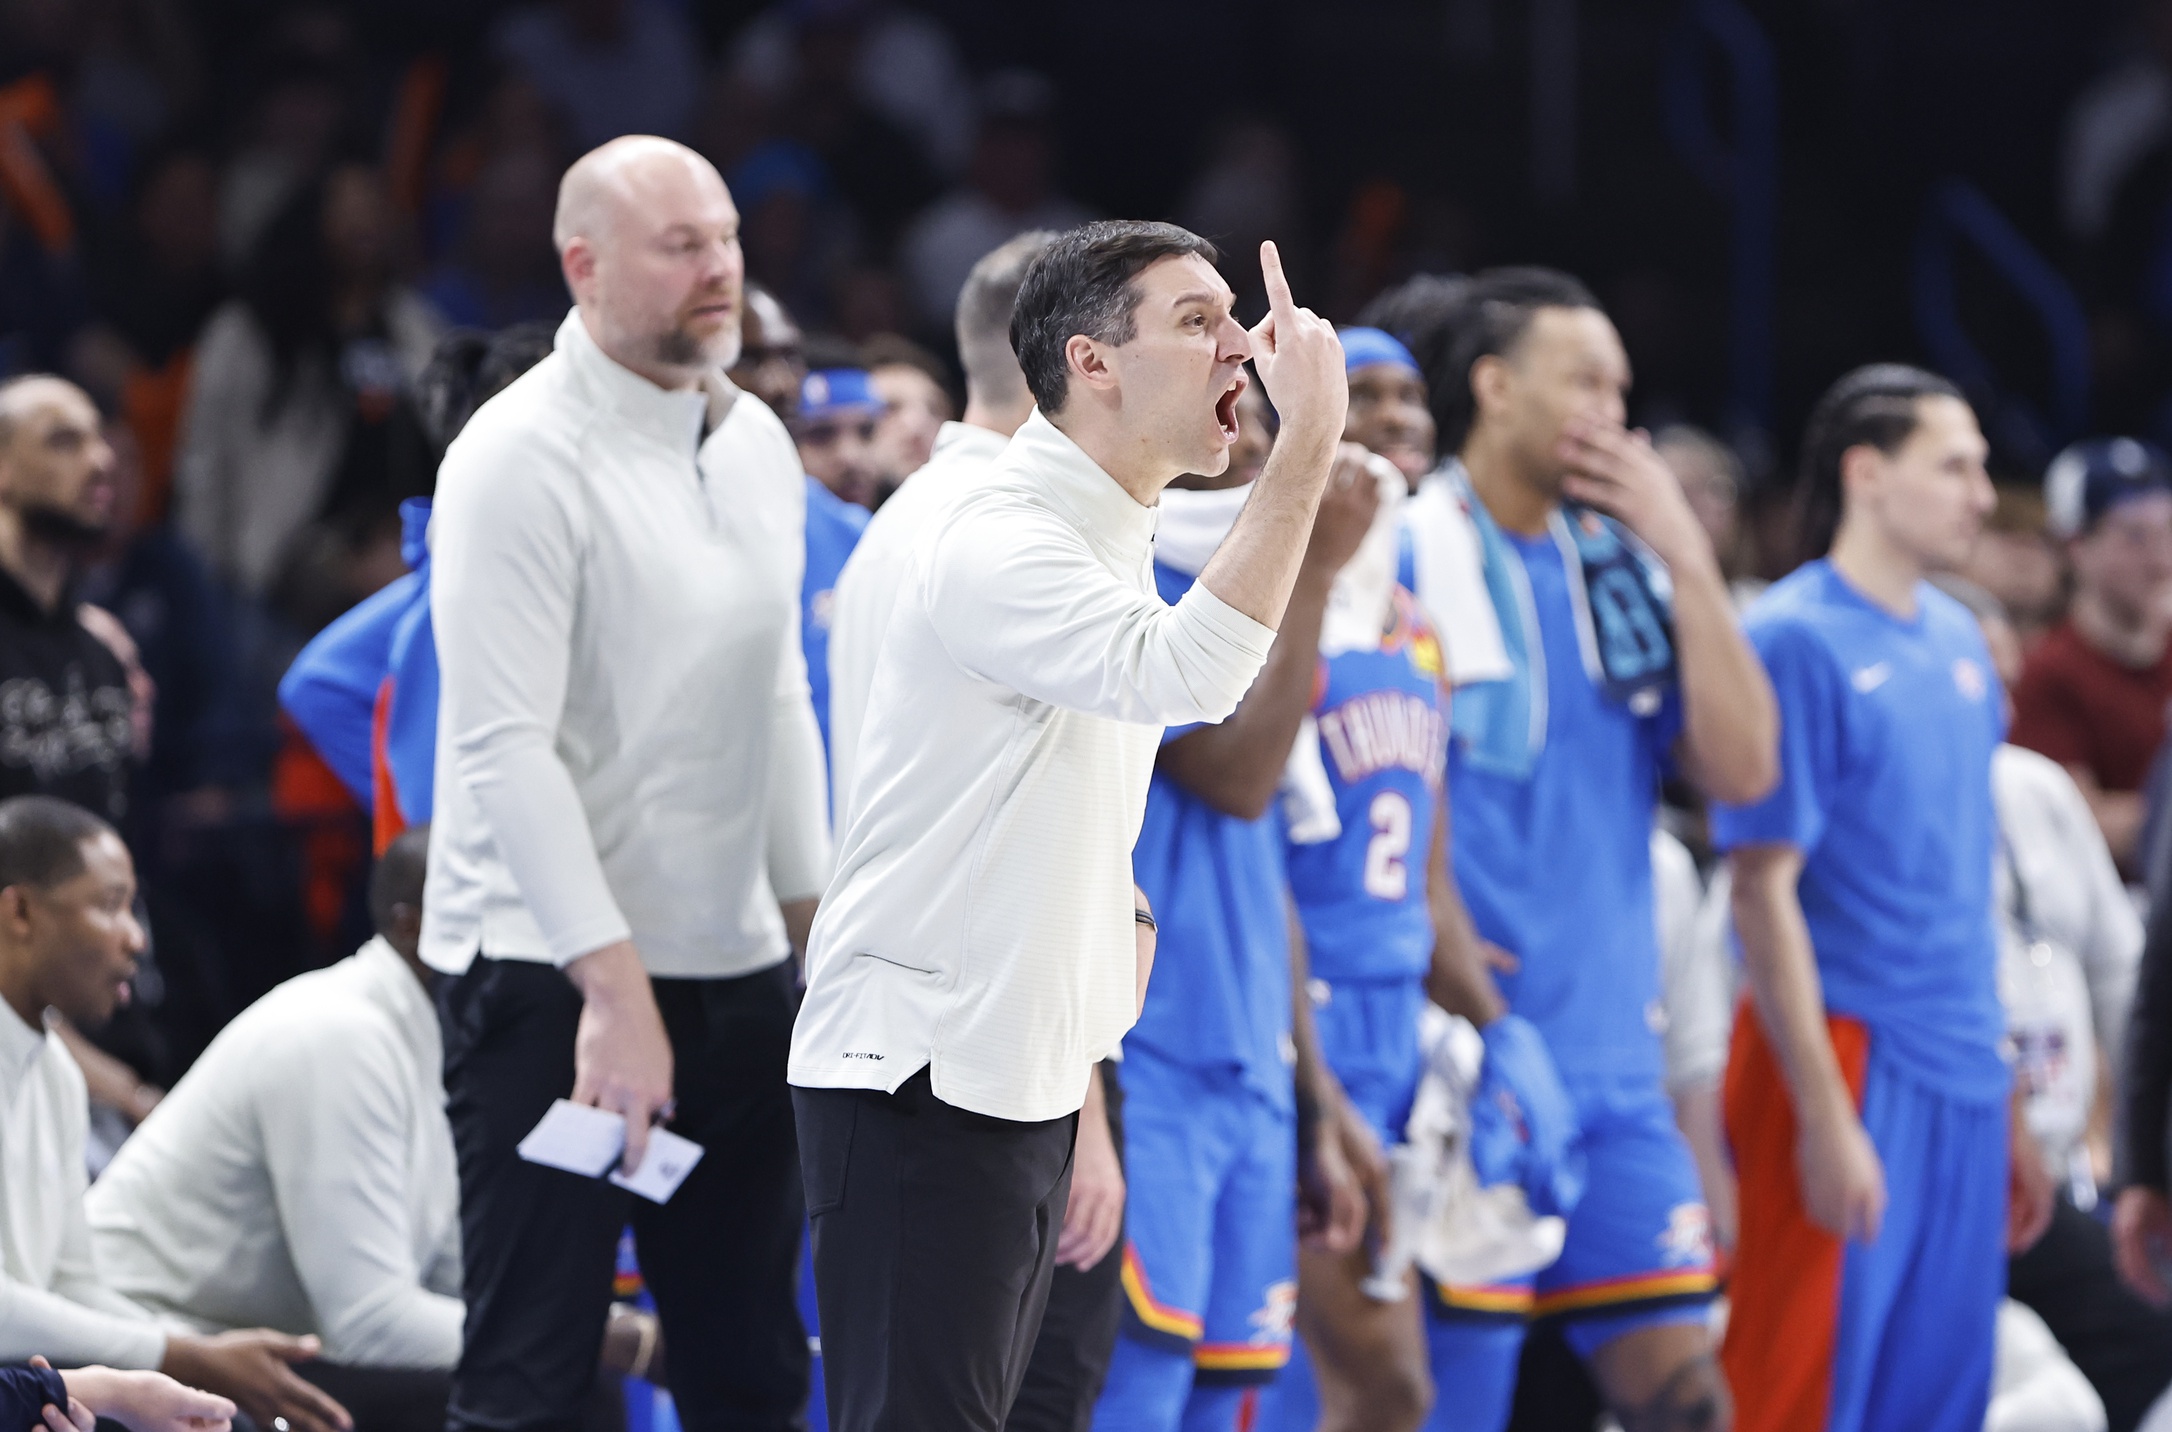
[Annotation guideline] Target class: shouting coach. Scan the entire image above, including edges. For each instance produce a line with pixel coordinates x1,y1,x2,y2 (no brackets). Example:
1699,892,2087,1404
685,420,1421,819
790,222,1348,1429
424,137,829,1432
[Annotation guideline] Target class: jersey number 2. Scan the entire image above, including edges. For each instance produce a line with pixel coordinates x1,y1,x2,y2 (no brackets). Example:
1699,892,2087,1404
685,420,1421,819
1364,791,1412,900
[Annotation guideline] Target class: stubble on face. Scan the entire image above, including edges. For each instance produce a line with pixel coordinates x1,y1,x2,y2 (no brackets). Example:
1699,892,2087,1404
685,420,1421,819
652,322,730,372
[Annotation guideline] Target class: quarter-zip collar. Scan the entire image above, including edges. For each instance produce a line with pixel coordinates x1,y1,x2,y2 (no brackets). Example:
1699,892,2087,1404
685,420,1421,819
1007,409,1159,561
555,309,709,459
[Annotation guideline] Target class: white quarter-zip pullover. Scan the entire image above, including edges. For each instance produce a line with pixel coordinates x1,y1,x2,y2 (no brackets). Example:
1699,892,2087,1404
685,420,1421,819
0,1001,165,1369
87,940,462,1369
790,411,1277,1122
422,311,829,978
826,419,1010,827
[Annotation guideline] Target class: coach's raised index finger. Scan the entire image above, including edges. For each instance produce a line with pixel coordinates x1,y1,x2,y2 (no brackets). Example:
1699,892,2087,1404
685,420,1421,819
1260,239,1296,317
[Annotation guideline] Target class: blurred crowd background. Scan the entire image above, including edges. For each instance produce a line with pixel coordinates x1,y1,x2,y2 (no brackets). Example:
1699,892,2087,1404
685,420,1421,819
5,0,2172,1091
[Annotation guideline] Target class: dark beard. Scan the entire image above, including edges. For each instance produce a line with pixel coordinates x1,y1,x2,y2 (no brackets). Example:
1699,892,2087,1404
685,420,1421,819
20,503,109,553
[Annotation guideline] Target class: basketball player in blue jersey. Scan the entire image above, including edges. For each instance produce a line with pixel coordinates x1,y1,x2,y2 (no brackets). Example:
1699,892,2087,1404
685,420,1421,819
1254,329,1542,1432
1257,575,1451,1432
791,368,874,758
1716,366,2054,1432
1091,383,1384,1432
1406,269,1777,1432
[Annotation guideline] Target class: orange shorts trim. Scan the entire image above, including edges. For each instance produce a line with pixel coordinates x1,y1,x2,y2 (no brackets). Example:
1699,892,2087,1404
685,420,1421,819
1722,1001,1870,1432
1120,1243,1204,1342
1430,1281,1538,1316
1193,1341,1290,1372
1530,1267,1719,1319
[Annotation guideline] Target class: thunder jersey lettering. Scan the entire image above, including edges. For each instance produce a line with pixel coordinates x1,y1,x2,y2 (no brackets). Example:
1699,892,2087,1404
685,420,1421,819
1285,589,1450,984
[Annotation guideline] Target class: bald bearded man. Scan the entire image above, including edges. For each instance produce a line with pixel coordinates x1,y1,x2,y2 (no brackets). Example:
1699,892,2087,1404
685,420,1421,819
423,136,829,1432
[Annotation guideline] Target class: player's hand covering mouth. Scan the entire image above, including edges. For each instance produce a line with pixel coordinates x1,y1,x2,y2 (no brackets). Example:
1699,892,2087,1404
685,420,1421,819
1215,371,1248,443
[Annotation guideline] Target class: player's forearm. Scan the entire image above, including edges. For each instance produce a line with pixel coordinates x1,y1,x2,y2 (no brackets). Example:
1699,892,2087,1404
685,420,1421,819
1730,849,1854,1132
1671,1077,1737,1250
1672,559,1777,806
1426,926,1507,1027
1424,877,1511,1025
1425,801,1506,1025
1197,421,1338,629
1156,567,1334,819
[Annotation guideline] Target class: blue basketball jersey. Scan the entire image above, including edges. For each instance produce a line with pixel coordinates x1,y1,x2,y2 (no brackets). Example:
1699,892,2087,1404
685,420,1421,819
1711,560,2009,1103
1285,588,1450,985
1127,561,1295,1114
1448,528,1682,1086
803,475,868,759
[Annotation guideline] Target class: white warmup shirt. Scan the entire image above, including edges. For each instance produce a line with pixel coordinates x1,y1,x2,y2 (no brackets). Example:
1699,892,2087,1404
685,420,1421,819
1652,826,1732,1098
790,410,1278,1121
826,418,1009,826
0,1000,164,1369
87,940,461,1369
1994,742,2142,1191
422,310,830,978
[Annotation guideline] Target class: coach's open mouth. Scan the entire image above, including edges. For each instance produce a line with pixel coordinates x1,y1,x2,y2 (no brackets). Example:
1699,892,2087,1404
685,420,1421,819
1215,374,1246,443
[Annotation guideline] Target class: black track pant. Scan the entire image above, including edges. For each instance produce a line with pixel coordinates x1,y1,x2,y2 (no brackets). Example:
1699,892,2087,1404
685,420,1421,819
440,957,808,1432
795,1067,1076,1432
1006,1062,1126,1432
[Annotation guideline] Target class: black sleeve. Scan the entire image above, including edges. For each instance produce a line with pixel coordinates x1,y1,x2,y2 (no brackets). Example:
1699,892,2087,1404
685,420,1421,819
2118,827,2172,1191
0,1364,70,1426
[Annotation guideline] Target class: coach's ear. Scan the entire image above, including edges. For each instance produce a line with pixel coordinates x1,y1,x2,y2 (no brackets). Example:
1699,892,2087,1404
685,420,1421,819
560,234,599,305
1065,333,1119,402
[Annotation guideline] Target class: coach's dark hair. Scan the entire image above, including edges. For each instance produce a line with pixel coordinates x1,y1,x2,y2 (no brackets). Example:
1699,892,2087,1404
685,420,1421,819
368,825,430,937
0,797,115,894
1417,267,1604,456
1009,221,1220,413
1795,364,1966,560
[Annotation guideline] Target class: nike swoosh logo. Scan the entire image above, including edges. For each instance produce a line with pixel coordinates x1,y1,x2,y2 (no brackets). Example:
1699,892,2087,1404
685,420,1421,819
1852,662,1892,693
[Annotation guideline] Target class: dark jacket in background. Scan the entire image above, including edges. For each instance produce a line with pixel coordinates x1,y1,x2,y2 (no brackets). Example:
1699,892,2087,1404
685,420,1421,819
0,567,133,823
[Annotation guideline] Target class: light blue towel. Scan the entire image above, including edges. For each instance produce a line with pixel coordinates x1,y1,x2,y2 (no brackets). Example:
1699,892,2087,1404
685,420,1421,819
1443,463,1676,780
